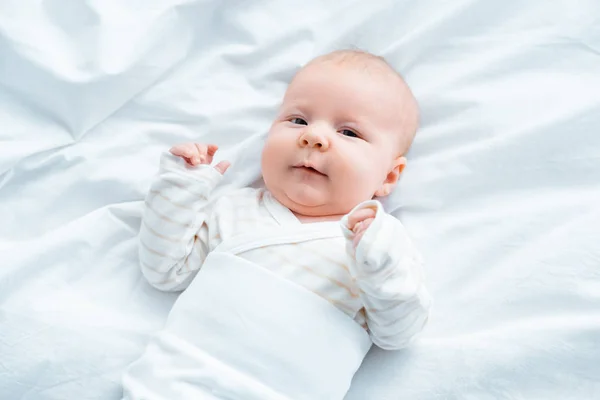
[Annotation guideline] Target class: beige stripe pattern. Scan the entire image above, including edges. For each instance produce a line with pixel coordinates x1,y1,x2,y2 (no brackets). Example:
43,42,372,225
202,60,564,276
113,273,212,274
139,152,431,349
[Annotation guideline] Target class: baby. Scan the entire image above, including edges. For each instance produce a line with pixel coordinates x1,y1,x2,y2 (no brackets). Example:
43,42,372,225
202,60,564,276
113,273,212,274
123,50,431,400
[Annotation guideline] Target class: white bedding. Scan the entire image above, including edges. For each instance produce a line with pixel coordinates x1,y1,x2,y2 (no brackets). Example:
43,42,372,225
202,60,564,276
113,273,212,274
1,0,599,399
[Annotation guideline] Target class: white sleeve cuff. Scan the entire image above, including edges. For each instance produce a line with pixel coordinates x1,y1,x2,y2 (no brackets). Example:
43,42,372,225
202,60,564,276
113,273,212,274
340,199,383,240
159,152,224,193
341,199,421,272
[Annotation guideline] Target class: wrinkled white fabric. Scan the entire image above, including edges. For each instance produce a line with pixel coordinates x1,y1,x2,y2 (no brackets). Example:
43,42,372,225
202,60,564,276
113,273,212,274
123,252,372,400
1,0,600,399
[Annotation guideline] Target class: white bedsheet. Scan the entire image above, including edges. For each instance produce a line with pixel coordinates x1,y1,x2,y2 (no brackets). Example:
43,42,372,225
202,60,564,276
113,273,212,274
1,0,599,399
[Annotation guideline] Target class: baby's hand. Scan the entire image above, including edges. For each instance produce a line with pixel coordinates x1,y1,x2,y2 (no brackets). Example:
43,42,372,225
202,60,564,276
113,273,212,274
347,206,377,248
170,143,230,174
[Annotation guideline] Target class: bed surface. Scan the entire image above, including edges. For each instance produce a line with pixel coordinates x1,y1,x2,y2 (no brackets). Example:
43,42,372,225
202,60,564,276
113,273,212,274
1,1,599,398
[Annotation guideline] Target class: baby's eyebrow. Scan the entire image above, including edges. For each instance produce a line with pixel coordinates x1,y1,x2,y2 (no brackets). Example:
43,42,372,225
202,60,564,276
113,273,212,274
343,115,370,129
281,103,309,115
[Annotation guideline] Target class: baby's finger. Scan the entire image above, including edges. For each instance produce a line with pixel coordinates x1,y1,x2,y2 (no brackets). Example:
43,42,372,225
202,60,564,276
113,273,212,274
204,144,219,164
352,232,365,249
170,145,195,165
347,210,367,228
214,160,231,175
169,145,188,157
193,143,208,164
207,144,219,156
352,218,374,247
361,218,374,232
348,208,376,230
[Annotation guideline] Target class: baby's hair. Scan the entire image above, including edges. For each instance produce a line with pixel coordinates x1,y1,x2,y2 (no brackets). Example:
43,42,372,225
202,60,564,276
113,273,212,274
307,49,420,156
310,48,390,73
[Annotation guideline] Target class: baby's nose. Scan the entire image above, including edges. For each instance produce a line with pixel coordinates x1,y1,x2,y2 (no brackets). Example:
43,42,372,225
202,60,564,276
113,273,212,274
301,137,325,148
299,128,330,151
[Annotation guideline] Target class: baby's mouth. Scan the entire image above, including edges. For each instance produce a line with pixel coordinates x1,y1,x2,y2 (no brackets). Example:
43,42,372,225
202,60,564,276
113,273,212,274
292,164,327,177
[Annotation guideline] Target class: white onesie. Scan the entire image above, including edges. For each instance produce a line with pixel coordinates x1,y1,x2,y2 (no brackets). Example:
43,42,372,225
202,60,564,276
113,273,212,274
138,152,431,350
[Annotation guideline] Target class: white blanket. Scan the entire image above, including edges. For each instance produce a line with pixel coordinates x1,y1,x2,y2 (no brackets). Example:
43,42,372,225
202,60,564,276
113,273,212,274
122,252,371,400
1,0,599,399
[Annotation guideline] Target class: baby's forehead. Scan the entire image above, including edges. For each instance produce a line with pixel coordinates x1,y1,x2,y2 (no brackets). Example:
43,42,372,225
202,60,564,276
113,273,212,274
293,53,414,109
287,63,403,117
288,50,420,153
303,50,400,82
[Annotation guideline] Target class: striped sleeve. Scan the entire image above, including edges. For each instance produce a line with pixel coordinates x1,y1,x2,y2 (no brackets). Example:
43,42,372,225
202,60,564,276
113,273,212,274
139,152,223,292
341,201,432,350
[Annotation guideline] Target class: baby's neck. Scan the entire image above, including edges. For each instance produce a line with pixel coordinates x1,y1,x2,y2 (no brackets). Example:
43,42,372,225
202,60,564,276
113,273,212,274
291,211,344,224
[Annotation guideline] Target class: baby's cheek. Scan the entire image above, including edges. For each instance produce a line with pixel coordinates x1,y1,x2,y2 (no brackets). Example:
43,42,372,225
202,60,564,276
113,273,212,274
334,167,373,203
261,144,285,187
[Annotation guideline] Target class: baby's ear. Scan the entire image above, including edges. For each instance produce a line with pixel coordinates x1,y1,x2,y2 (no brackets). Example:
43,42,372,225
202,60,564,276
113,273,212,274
374,156,406,197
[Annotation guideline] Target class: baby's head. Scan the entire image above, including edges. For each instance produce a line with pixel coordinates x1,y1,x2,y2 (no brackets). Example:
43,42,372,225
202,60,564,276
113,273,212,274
261,49,419,217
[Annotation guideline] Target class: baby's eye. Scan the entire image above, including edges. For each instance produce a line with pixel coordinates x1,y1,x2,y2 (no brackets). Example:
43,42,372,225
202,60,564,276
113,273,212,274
291,117,308,125
340,129,359,138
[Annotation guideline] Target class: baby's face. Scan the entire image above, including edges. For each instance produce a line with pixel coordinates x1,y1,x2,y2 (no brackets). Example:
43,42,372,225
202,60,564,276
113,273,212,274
261,60,410,217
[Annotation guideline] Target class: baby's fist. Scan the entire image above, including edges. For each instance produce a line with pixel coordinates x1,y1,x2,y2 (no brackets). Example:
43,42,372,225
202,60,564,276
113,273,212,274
347,206,377,248
170,143,230,174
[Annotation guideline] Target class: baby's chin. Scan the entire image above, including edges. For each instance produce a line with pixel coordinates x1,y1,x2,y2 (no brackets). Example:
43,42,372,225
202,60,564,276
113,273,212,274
273,187,330,216
279,188,356,218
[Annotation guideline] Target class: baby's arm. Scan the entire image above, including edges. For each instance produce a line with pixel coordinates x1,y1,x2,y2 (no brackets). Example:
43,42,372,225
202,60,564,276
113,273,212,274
139,144,228,292
341,201,432,350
